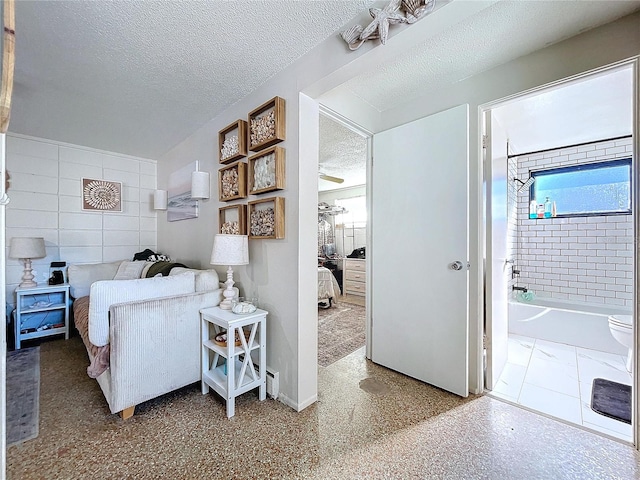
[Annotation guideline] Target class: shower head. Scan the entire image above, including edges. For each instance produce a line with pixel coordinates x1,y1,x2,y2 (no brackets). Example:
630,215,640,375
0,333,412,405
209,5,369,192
514,176,535,192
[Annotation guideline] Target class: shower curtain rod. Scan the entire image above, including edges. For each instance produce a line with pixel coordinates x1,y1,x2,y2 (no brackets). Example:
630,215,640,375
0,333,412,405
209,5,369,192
506,134,631,159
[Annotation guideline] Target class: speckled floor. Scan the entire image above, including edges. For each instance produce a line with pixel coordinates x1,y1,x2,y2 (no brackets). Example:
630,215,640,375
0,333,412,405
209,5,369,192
7,337,640,479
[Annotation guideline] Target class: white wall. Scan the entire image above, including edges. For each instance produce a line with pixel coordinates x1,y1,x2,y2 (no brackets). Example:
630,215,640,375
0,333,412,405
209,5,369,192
158,10,640,406
5,134,157,307
515,137,633,307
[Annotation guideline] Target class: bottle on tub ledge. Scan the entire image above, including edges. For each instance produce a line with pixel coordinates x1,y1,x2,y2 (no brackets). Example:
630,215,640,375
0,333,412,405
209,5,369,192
544,197,552,218
529,200,537,219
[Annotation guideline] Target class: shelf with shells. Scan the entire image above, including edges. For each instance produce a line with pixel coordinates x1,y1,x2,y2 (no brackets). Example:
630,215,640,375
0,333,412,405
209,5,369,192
248,197,285,239
219,119,248,164
218,161,247,202
248,146,285,195
248,96,285,152
219,204,247,235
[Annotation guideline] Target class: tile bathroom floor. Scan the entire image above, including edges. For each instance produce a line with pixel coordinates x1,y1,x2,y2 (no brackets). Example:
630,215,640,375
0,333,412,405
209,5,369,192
490,334,633,442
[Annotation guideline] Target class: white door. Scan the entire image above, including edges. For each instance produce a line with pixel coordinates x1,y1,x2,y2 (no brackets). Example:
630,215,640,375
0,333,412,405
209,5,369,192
371,104,469,397
484,111,509,390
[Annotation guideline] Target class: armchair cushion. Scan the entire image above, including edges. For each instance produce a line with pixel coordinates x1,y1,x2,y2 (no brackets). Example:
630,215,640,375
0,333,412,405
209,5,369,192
88,271,196,347
168,267,220,292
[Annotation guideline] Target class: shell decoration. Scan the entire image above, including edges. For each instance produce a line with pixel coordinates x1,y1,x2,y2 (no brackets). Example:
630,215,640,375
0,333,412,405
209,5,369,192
250,110,276,148
340,0,435,50
250,207,275,237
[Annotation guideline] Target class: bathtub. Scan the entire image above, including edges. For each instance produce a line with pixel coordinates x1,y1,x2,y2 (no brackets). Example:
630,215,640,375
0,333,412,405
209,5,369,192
508,298,630,355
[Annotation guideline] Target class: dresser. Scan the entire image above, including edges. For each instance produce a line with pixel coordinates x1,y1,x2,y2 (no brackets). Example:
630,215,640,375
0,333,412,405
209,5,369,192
343,258,366,297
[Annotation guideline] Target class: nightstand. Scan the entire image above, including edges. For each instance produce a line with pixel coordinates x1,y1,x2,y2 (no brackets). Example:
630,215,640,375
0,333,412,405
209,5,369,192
200,306,267,418
14,283,70,349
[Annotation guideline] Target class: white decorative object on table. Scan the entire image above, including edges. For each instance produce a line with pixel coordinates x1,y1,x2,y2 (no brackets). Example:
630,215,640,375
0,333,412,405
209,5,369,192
210,234,249,310
9,237,46,288
231,297,257,315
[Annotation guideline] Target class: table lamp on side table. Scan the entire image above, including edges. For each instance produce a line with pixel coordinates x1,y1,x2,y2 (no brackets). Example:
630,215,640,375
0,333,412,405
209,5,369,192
9,237,46,288
210,234,249,310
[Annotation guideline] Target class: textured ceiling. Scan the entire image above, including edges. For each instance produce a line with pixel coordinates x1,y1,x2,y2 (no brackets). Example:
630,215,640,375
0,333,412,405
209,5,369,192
318,114,367,192
9,0,640,164
336,0,640,112
9,0,373,159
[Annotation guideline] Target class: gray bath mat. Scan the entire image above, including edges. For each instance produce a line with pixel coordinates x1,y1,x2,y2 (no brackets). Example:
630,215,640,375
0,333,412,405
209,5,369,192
591,377,631,425
6,347,40,446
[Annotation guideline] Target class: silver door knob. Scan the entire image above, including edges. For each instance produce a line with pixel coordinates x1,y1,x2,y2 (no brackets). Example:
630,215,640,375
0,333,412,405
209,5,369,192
450,261,464,271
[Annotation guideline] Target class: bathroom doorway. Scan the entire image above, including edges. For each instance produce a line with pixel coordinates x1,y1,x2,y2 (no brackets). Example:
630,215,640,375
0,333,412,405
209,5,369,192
483,61,637,443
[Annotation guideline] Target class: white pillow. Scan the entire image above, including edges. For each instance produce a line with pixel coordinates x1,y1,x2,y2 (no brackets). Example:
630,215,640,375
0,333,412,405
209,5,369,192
113,260,149,280
88,271,196,346
68,261,123,299
168,267,220,292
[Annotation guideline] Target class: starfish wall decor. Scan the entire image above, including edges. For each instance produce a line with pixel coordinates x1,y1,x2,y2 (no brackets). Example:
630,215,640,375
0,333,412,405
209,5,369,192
341,0,436,51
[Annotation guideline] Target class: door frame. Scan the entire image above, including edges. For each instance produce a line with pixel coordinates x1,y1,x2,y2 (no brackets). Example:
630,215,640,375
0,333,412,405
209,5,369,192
479,57,639,447
318,105,374,358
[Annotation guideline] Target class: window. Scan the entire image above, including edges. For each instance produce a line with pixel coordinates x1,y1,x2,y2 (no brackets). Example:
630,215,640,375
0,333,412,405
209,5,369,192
530,158,632,217
335,196,367,227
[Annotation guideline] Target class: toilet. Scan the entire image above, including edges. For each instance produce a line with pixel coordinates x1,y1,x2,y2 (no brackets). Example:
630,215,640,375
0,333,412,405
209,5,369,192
608,315,633,373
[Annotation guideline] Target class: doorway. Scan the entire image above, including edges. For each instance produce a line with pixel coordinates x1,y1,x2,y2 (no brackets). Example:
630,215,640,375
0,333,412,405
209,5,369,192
483,62,636,443
316,108,371,367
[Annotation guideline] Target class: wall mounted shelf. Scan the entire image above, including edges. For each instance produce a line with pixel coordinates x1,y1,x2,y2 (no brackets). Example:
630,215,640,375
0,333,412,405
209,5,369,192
219,119,248,164
219,161,247,202
248,146,285,195
248,96,285,152
219,204,247,235
248,196,285,239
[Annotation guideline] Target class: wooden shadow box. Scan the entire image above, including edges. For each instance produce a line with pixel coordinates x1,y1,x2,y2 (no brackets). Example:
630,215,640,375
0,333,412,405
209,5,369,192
219,120,248,164
248,146,285,195
219,204,247,235
248,196,285,239
248,96,285,152
218,161,247,202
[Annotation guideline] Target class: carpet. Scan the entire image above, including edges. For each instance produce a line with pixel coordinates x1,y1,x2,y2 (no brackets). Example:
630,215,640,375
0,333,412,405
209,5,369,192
318,303,365,367
6,346,40,446
591,377,631,424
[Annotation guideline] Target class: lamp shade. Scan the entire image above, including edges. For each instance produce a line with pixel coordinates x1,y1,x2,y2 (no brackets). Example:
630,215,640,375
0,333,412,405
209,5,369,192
9,237,46,259
191,171,210,200
153,189,168,210
210,234,249,266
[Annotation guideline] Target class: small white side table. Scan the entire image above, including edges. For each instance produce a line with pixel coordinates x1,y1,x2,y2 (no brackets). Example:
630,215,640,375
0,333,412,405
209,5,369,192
200,306,267,418
14,283,70,349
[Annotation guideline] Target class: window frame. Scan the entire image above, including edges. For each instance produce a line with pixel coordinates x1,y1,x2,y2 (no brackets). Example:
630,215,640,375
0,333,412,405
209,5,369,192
529,157,632,218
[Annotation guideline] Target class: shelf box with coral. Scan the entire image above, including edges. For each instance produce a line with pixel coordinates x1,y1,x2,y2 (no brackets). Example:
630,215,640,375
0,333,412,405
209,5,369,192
219,204,247,235
248,96,285,152
248,196,285,239
218,119,248,164
248,146,285,195
218,161,247,202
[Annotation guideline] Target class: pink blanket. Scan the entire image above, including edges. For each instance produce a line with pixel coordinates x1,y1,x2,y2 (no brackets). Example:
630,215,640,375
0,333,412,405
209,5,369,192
73,296,110,378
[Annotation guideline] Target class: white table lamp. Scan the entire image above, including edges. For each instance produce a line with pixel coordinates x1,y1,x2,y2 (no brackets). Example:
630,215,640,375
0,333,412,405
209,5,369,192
10,237,46,288
210,234,249,310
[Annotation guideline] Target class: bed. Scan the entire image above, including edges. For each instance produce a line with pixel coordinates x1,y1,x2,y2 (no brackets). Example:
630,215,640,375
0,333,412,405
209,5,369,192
318,266,341,308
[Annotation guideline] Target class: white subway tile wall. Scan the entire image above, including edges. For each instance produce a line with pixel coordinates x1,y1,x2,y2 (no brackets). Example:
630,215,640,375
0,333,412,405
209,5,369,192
5,135,158,306
510,137,633,307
